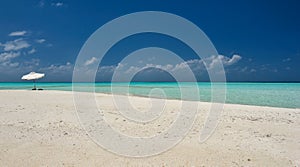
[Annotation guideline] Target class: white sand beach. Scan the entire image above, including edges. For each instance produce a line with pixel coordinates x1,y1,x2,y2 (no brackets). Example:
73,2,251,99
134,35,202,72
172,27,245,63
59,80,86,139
0,90,299,166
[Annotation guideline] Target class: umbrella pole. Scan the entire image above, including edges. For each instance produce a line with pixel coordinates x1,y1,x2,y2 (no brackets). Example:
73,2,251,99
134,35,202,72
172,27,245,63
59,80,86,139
33,79,36,90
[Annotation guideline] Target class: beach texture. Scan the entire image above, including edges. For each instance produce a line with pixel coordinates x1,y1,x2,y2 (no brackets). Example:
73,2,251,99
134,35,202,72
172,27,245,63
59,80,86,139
0,90,299,166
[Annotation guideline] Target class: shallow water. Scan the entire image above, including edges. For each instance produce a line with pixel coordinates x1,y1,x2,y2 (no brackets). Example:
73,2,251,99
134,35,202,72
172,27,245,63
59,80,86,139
0,82,299,108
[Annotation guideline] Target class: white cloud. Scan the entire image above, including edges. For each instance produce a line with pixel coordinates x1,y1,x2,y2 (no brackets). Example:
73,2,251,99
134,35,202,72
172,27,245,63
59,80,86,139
173,61,190,71
0,52,242,81
0,52,21,69
52,2,64,7
125,66,141,74
172,54,242,72
28,48,36,54
283,58,291,62
1,61,19,67
0,52,20,62
206,54,242,69
40,62,73,74
113,63,175,75
0,33,40,72
38,1,65,8
225,54,242,65
38,0,45,7
241,66,248,72
8,62,19,67
24,58,40,67
84,57,98,66
36,39,46,43
9,31,27,37
144,64,174,71
0,38,30,51
104,54,242,81
98,65,116,74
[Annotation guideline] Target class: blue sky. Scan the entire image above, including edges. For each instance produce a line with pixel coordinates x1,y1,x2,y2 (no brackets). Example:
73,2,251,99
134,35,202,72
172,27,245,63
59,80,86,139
0,0,299,82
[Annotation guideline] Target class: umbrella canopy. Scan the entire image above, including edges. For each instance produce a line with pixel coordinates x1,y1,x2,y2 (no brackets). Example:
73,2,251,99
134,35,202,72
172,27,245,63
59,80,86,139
22,72,45,80
22,72,45,90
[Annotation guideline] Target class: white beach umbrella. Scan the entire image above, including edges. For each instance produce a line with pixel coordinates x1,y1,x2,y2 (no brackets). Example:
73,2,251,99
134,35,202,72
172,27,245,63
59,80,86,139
21,72,45,90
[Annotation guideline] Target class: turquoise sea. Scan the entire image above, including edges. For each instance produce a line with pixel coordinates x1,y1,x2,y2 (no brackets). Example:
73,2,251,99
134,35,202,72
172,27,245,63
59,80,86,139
0,82,299,109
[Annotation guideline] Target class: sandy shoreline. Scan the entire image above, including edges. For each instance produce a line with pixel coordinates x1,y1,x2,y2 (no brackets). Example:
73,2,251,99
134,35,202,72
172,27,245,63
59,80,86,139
0,90,299,166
